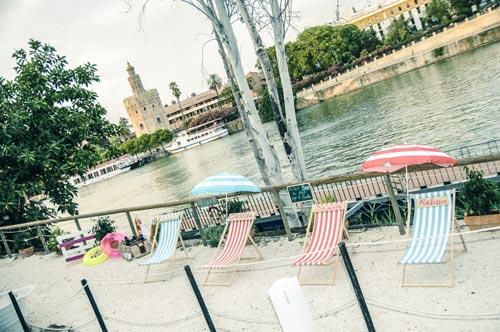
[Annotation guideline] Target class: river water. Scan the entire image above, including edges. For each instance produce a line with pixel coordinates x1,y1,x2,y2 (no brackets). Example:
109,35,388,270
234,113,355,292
76,43,500,214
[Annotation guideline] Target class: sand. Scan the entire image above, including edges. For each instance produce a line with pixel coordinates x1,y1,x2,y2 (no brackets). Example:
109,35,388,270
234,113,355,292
1,224,499,332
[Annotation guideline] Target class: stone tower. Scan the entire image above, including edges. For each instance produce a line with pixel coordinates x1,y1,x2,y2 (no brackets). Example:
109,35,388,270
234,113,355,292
123,63,170,136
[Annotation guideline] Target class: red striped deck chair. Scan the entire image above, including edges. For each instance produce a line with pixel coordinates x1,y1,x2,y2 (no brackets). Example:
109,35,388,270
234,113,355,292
295,202,349,285
202,212,262,286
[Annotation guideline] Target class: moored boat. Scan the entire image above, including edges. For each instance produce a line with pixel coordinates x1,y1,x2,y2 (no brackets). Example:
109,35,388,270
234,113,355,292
167,119,228,154
69,155,136,188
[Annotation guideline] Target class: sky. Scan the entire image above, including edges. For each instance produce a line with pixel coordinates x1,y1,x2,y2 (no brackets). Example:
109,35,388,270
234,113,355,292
0,0,367,123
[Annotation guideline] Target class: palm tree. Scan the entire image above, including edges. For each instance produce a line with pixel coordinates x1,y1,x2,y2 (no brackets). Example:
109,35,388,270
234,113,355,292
169,81,184,122
207,73,223,110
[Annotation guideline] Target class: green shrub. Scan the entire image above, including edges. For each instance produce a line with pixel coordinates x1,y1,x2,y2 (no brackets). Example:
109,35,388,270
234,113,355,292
321,194,336,203
433,46,445,57
91,216,116,243
13,232,33,250
47,227,68,254
461,167,500,216
204,224,225,248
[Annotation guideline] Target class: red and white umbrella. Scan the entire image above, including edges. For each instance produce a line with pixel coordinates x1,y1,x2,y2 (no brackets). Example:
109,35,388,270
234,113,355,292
362,144,457,234
361,144,456,173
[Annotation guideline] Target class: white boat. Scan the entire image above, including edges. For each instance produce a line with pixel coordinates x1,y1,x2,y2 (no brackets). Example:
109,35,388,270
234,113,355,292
69,155,137,188
0,286,34,332
167,119,229,154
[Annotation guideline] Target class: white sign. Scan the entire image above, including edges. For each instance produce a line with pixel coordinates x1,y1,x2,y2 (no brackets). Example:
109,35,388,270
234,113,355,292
268,277,314,332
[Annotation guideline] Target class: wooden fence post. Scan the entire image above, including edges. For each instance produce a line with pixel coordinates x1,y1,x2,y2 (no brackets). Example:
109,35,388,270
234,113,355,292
74,218,82,231
36,226,49,253
190,202,207,246
1,232,12,258
384,175,405,235
272,190,293,241
125,211,138,238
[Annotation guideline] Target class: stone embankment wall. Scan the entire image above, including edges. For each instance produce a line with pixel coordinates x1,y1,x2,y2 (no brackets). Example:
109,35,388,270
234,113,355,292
296,8,500,109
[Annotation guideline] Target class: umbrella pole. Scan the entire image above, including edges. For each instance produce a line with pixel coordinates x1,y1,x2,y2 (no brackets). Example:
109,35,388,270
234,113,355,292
383,174,405,235
225,193,228,221
405,166,411,234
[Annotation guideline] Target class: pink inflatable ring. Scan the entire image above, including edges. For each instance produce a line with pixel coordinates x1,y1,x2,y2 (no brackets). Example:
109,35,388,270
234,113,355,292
100,232,127,259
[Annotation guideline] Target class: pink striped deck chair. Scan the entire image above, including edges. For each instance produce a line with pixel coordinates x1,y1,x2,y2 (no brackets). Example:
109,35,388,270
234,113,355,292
202,212,263,286
295,202,349,285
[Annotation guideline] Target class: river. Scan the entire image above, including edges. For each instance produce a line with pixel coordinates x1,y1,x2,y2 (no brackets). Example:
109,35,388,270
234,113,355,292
76,42,500,215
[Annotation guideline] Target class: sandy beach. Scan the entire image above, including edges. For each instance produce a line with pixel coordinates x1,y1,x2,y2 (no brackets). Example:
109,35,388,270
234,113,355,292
1,224,499,331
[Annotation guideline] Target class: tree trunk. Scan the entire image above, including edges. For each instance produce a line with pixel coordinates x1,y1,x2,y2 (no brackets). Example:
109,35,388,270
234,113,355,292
269,0,308,181
211,0,301,229
236,0,306,182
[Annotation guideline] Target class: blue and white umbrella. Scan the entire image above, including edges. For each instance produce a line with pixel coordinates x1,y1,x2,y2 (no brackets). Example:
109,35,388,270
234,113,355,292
191,172,261,196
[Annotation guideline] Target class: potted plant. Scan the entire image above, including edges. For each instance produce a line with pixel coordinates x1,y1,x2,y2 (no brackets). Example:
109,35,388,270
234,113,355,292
91,216,116,243
461,167,500,230
13,233,35,257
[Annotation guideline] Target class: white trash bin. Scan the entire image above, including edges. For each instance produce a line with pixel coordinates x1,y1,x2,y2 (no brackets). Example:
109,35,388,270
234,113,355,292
268,277,314,332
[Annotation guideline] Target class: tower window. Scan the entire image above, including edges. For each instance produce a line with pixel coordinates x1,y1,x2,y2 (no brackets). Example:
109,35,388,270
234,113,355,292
140,123,144,130
143,107,146,111
398,6,402,11
157,117,161,123
152,104,155,108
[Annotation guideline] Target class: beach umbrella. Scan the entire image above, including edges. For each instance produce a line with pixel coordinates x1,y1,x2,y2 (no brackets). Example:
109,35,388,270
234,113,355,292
191,172,261,196
361,144,457,234
361,144,456,173
191,172,261,219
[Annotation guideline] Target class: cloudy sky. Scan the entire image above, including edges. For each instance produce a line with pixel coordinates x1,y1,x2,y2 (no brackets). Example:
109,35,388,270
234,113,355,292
0,0,365,123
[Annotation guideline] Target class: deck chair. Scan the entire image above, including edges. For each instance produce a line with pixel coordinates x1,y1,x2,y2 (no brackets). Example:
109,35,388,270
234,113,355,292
295,202,349,285
202,212,262,286
400,189,467,287
140,213,188,283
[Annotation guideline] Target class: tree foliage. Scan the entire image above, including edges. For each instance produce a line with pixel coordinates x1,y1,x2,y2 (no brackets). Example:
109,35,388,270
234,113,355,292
384,16,416,48
449,0,477,17
264,24,381,81
188,107,238,128
423,0,453,27
118,129,173,155
0,40,117,226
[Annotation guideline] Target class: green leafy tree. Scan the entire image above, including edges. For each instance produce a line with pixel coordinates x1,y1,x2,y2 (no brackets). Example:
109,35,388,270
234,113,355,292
181,118,192,129
256,84,282,123
169,81,184,120
384,16,416,48
0,40,117,226
423,0,452,27
219,85,235,106
207,73,223,110
450,0,476,17
118,117,131,138
264,24,381,81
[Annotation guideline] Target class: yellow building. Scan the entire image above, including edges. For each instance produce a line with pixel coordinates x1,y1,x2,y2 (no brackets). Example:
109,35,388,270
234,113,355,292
344,0,432,38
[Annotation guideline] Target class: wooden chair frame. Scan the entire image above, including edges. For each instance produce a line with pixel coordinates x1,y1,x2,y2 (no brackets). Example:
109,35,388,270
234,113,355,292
203,216,263,286
297,203,350,285
401,189,467,288
144,215,189,283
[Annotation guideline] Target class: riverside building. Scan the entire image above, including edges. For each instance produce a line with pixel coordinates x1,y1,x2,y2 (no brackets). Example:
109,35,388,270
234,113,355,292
343,0,432,38
123,63,171,136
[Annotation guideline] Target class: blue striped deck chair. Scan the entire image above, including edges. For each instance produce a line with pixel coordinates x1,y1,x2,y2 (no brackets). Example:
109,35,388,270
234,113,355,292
400,189,466,287
141,213,188,283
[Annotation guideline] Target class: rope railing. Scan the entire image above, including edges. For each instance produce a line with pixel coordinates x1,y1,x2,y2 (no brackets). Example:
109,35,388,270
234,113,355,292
84,225,500,285
6,225,499,331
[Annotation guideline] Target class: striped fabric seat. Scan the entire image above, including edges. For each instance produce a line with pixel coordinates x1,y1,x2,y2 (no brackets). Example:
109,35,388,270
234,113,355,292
400,190,452,265
203,212,255,269
294,202,347,266
141,213,181,266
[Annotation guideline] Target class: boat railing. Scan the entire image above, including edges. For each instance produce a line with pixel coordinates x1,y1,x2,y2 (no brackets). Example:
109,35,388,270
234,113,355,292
1,152,498,255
